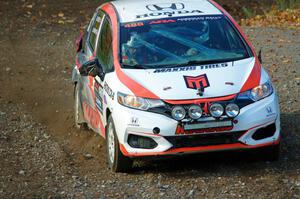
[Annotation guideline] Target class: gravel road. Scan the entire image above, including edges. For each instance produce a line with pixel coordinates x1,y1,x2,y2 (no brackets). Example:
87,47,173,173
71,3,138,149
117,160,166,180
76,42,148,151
0,0,299,198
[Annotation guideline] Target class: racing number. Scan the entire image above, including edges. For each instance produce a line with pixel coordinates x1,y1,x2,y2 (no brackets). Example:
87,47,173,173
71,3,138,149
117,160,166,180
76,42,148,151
124,22,144,28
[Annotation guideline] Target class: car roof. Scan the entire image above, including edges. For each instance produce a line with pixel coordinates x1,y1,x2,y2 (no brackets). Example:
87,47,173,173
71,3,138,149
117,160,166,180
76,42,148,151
110,0,223,23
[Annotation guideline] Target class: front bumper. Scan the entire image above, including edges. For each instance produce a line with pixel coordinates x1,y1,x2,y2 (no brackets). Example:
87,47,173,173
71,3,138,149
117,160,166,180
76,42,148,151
112,93,280,157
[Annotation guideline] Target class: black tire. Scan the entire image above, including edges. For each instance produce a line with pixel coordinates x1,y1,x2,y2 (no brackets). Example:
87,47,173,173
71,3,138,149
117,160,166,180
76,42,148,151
106,115,133,172
74,83,87,129
261,143,281,161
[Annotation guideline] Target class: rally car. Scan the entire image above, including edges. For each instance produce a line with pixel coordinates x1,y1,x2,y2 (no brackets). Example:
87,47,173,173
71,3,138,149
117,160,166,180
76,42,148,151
72,0,281,172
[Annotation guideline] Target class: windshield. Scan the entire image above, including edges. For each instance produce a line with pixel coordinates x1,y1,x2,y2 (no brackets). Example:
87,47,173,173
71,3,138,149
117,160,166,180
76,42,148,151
120,15,251,69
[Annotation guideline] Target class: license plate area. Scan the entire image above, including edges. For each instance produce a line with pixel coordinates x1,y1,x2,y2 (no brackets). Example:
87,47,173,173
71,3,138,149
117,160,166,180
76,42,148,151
183,120,233,131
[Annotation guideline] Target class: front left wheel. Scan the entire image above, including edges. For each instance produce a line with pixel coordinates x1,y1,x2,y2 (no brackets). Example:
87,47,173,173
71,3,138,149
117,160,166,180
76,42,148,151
106,115,133,172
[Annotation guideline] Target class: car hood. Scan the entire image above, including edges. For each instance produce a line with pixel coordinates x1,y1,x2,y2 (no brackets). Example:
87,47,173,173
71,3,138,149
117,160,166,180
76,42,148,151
122,57,256,100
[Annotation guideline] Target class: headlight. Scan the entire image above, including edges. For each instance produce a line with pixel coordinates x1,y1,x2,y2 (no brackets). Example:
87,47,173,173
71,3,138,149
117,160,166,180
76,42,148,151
117,92,165,110
188,105,202,120
250,81,273,101
171,106,186,121
225,103,240,118
209,103,224,118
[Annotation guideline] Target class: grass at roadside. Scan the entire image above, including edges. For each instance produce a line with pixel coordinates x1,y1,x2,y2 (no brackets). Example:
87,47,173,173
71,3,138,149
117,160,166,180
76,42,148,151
275,0,300,10
241,8,300,28
238,0,300,27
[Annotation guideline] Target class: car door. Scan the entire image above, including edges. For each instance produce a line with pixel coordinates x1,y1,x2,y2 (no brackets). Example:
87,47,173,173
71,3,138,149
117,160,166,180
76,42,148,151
80,11,114,136
92,15,114,136
79,10,105,132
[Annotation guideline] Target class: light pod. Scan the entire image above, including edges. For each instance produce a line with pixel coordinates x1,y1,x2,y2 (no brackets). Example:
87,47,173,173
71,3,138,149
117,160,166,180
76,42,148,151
171,106,186,121
225,103,240,118
209,103,224,118
188,105,202,120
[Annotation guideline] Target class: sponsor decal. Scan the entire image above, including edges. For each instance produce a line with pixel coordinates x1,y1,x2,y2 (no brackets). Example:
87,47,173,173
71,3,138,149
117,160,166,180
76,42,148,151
146,3,185,11
177,15,223,21
103,95,107,105
266,106,276,117
175,123,233,135
124,22,144,28
131,117,138,124
149,19,176,25
94,82,103,114
123,15,224,28
153,63,228,73
154,66,196,73
163,86,172,91
184,74,210,91
266,106,272,113
128,117,139,127
137,4,202,19
225,82,234,86
104,82,115,100
184,120,233,130
137,10,203,19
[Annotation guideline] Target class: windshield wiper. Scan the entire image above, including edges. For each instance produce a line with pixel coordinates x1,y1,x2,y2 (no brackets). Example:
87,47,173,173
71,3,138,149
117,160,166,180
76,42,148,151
186,59,228,65
186,58,237,65
121,64,149,69
154,57,245,69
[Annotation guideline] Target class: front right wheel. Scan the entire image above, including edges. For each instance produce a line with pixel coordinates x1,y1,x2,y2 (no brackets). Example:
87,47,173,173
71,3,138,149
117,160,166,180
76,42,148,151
106,115,133,172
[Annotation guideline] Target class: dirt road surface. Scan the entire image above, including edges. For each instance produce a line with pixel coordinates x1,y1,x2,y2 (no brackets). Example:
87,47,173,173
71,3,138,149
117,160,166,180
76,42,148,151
0,0,300,198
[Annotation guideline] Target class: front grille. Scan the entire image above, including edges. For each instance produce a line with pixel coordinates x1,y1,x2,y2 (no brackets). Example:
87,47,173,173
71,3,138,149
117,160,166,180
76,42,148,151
164,131,246,149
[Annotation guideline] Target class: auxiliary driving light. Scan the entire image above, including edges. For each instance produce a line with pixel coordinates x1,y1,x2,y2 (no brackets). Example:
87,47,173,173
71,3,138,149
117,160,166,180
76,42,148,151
188,105,202,119
225,103,240,118
128,134,158,149
171,106,186,121
209,103,224,118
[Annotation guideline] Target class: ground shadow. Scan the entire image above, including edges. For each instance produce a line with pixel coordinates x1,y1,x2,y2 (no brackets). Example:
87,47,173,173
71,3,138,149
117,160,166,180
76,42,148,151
131,112,300,176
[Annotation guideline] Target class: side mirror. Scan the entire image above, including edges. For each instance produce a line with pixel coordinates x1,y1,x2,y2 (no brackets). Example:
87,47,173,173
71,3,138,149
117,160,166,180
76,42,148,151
258,49,263,64
79,59,104,79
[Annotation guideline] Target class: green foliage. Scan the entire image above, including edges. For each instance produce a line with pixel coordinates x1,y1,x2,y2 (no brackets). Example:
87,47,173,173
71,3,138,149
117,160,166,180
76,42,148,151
242,7,254,18
275,0,300,10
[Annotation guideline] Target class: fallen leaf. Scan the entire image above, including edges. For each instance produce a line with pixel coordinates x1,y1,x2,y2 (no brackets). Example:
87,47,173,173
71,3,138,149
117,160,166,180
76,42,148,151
282,59,291,63
65,19,75,23
31,16,37,22
241,8,300,28
58,12,64,18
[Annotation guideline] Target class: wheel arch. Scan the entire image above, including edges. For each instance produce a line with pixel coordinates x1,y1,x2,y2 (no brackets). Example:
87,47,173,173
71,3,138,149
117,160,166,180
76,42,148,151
105,108,112,130
74,82,86,124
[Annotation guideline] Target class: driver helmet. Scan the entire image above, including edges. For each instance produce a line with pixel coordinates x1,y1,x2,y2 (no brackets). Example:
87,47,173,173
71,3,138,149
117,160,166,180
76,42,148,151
126,33,143,48
194,21,209,43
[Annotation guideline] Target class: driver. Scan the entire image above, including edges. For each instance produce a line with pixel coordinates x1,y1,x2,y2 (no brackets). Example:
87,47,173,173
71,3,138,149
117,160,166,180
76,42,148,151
122,33,144,66
193,21,210,44
183,21,210,57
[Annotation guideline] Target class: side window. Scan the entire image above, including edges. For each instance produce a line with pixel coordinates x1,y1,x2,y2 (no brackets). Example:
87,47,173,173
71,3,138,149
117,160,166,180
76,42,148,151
89,11,104,50
97,17,113,73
